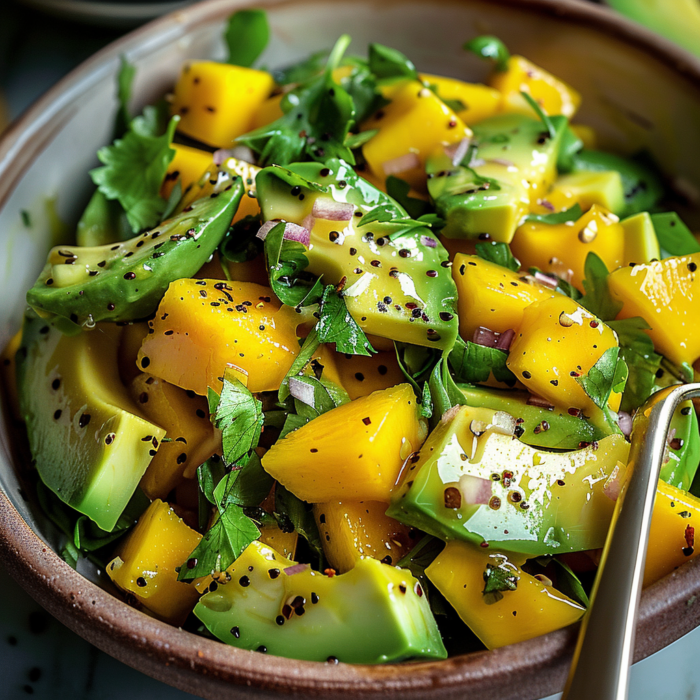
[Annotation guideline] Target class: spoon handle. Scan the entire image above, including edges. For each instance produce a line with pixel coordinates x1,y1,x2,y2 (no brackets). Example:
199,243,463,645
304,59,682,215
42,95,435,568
562,383,700,700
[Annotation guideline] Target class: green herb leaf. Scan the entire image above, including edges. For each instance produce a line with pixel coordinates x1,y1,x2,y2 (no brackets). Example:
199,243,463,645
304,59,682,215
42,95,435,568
274,484,325,566
90,114,178,233
316,285,376,356
520,91,556,140
273,49,328,85
553,558,589,608
474,241,520,271
557,126,584,173
575,346,621,410
580,252,623,321
420,381,433,419
386,175,431,219
198,457,227,506
449,335,517,387
212,369,264,466
395,536,446,611
115,55,136,137
219,214,263,264
237,35,355,166
428,356,467,421
61,542,80,569
482,561,519,604
345,129,379,149
608,317,662,413
528,267,583,301
214,452,273,509
20,210,31,228
525,203,583,225
339,57,388,124
650,212,700,258
224,9,270,67
368,43,418,81
279,329,321,402
160,179,182,222
463,35,510,72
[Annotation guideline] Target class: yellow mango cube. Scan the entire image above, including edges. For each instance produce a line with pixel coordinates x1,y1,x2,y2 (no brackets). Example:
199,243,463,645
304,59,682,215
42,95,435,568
421,73,501,124
362,81,472,190
608,254,700,366
107,499,202,625
426,540,584,649
507,296,621,415
452,254,556,340
621,212,661,266
171,61,274,148
511,205,625,290
313,500,415,573
130,374,220,499
261,384,426,502
251,93,284,129
161,144,212,199
491,55,581,118
138,279,299,395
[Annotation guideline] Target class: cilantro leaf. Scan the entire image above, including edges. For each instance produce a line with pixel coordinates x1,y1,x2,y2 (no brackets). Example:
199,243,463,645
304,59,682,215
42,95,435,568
580,252,623,321
528,267,583,301
449,335,517,386
420,381,433,419
224,9,269,67
608,317,662,413
345,129,379,149
463,35,510,72
557,126,584,173
475,241,520,271
650,212,700,258
520,91,557,140
291,375,349,420
219,214,263,264
211,369,264,466
273,49,328,86
274,485,325,566
90,114,178,233
217,452,274,509
482,562,519,604
386,175,430,219
368,43,418,81
339,57,388,124
428,356,466,421
278,329,321,402
115,55,136,136
316,285,376,356
525,203,583,225
237,35,355,166
575,346,622,410
394,341,439,395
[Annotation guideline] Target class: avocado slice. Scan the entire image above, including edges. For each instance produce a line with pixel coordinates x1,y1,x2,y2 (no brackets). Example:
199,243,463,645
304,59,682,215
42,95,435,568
16,317,165,531
458,384,609,449
194,540,447,663
255,159,459,350
387,405,630,556
27,180,242,327
426,113,567,243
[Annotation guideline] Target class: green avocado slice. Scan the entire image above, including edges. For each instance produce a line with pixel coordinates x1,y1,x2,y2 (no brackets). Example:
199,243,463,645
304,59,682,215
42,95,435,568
26,180,242,327
16,317,165,531
194,540,447,663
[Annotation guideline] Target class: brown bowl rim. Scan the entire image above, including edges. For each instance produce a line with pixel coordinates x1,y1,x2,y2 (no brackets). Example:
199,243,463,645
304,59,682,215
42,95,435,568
3,1,700,698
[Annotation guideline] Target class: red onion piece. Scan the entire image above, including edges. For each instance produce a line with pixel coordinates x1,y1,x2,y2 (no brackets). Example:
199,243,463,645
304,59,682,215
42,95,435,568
213,146,256,165
284,563,310,576
533,271,559,289
472,326,514,351
494,328,515,351
603,463,623,502
618,411,633,437
256,220,279,241
382,152,420,176
526,395,555,410
301,214,316,231
212,149,232,166
459,474,492,505
256,221,310,247
548,257,574,284
420,235,437,248
488,157,515,168
312,197,355,221
446,137,471,167
288,377,315,407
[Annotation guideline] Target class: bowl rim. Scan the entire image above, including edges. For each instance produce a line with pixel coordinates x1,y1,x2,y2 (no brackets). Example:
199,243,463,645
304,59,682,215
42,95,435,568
4,1,700,698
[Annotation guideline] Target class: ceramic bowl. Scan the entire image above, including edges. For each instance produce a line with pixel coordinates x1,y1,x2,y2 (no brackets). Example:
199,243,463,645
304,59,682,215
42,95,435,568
3,1,700,698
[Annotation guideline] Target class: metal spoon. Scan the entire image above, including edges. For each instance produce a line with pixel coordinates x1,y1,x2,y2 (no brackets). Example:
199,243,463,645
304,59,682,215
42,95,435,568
563,383,700,700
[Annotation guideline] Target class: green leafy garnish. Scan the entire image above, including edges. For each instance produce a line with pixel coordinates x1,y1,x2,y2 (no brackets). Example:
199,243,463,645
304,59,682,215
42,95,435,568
237,35,356,166
278,329,321,402
428,357,467,421
580,252,623,321
650,212,700,258
608,317,662,413
219,214,263,265
274,484,325,566
211,369,264,467
463,35,510,72
575,346,627,410
115,55,136,136
368,42,418,81
90,113,178,233
482,561,519,604
520,91,557,140
20,210,31,228
273,49,328,85
386,175,431,219
525,203,583,225
316,285,376,356
345,129,379,149
449,335,517,387
224,9,270,67
474,241,520,271
396,536,447,612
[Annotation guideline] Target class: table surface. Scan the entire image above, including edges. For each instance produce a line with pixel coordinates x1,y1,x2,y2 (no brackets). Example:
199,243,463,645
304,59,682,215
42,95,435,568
0,1,698,699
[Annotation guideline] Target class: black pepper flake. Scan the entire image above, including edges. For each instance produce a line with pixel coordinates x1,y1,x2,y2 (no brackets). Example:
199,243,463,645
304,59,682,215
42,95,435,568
689,262,698,272
239,575,250,587
136,577,147,588
231,626,240,638
79,413,91,428
268,568,280,579
362,416,371,425
177,453,187,464
522,370,532,379
123,272,136,280
426,270,438,277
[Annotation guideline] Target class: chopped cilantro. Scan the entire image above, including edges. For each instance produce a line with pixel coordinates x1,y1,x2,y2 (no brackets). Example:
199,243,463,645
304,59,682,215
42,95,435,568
580,252,623,321
428,356,466,420
224,9,270,67
20,210,31,228
475,240,520,271
316,285,376,356
520,91,557,140
115,55,136,136
575,346,626,410
386,175,431,219
482,561,519,604
463,35,510,72
525,203,583,225
274,485,325,566
650,212,700,258
449,335,517,386
368,42,418,81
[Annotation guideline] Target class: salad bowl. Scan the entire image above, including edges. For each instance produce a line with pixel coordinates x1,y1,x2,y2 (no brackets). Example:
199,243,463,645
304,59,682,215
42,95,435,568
3,0,700,698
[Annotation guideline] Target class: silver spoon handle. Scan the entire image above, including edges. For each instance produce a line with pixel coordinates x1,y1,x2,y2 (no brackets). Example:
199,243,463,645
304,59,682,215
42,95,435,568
563,383,700,700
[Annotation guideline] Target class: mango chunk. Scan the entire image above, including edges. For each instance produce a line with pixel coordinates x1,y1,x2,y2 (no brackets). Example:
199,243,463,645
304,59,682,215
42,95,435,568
608,254,700,366
107,499,202,625
261,384,425,502
426,541,584,649
491,55,581,119
161,144,212,199
511,205,625,291
621,212,661,266
452,254,556,340
171,61,274,148
138,279,299,395
313,500,415,572
420,73,501,124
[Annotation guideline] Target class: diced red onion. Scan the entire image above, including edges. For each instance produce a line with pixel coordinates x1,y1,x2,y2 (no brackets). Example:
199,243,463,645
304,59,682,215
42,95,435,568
301,214,316,231
603,463,623,502
312,197,355,221
284,563,310,576
618,411,633,437
534,271,559,289
548,257,574,284
289,377,315,407
526,395,555,410
213,146,256,165
441,405,462,424
494,328,515,351
446,137,471,167
382,152,420,176
256,220,279,241
488,157,515,168
256,220,310,247
420,235,437,248
459,474,492,505
492,411,516,436
538,198,556,212
213,149,232,166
